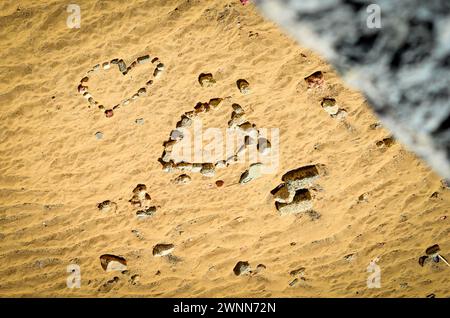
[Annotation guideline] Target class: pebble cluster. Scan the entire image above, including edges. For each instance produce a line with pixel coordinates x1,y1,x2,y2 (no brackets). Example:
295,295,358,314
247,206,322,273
158,97,271,178
77,54,164,118
271,164,323,216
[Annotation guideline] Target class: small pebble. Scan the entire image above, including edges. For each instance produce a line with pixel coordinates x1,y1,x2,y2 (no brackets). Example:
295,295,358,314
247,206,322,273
95,132,103,140
135,118,144,125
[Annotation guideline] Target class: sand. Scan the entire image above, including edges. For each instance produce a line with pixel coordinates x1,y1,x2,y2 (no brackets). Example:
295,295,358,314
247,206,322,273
0,0,448,297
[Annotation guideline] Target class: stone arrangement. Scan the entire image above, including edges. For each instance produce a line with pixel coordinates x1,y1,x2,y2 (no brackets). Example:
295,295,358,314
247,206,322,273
77,54,164,118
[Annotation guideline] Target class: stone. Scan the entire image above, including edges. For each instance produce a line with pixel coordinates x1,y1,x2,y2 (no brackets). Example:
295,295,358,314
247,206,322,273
173,174,191,185
198,73,216,87
191,163,203,173
239,163,263,184
135,118,144,125
209,98,223,109
232,103,245,114
215,160,228,169
176,115,192,128
117,59,127,73
100,254,127,272
200,163,215,177
254,0,450,179
95,131,103,140
275,189,313,216
137,87,147,97
137,55,150,64
153,243,175,257
233,261,251,276
236,79,250,94
176,162,193,172
270,183,293,203
136,206,157,220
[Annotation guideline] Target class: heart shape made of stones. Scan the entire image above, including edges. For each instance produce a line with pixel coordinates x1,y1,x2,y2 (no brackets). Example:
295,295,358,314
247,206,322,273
158,96,272,178
77,54,165,118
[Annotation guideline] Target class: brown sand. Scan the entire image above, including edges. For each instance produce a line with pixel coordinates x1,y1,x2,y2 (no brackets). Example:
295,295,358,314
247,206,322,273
0,0,448,297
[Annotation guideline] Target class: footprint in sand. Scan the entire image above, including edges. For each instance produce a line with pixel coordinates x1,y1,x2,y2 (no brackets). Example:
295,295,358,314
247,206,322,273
129,184,157,219
77,54,164,118
270,164,325,217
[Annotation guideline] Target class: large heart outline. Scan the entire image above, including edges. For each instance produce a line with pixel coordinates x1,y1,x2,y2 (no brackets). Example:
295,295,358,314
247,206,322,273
158,96,272,178
77,54,164,118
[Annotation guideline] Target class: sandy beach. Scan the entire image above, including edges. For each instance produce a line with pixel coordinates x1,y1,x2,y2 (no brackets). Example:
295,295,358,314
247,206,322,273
0,0,448,297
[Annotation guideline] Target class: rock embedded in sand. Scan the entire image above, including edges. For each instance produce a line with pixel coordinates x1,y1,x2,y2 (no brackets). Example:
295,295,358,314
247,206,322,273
137,55,150,64
100,254,127,272
153,68,162,77
191,163,203,173
156,63,165,71
170,129,183,141
239,163,263,184
95,131,103,140
173,174,191,185
161,161,175,173
137,87,147,97
136,206,157,220
209,98,223,109
135,118,144,125
321,97,339,116
236,79,250,94
97,200,116,212
304,71,324,88
176,162,193,172
105,109,114,118
270,183,292,203
117,59,127,73
102,62,110,70
153,243,175,257
77,84,87,94
198,73,216,87
176,115,192,128
215,160,228,169
275,189,313,216
233,261,251,276
282,164,320,189
232,103,245,114
215,180,224,187
200,163,215,177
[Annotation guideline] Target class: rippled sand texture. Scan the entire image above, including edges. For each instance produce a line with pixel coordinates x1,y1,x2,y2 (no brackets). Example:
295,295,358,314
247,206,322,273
0,0,448,297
